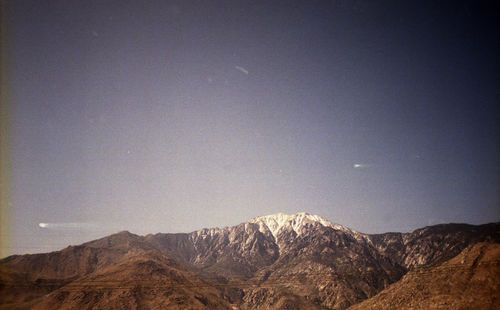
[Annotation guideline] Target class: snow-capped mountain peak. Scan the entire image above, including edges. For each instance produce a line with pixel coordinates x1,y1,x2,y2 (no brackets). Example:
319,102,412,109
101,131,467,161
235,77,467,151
249,212,353,239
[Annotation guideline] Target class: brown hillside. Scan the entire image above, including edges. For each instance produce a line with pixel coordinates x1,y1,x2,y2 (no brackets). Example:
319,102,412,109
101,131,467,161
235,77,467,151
348,242,500,310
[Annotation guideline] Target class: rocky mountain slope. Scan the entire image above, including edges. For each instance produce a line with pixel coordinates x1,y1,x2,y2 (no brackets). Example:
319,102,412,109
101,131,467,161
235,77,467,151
0,231,232,310
30,251,233,310
349,242,500,309
1,213,499,309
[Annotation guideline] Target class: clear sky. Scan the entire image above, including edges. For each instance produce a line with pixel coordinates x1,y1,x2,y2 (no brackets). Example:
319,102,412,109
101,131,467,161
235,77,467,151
2,0,499,256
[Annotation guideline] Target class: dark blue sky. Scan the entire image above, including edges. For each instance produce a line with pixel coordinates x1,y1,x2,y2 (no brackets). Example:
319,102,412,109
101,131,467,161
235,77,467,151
2,0,499,256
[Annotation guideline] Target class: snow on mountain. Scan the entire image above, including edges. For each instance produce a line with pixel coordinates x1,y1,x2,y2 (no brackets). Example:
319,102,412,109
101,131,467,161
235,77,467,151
249,212,361,240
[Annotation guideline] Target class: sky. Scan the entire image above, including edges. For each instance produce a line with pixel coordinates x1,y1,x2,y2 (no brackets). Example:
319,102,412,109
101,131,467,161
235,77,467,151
1,0,499,256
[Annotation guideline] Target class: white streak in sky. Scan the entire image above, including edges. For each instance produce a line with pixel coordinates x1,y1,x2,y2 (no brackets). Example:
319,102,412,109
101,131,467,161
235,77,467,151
353,163,371,169
38,222,96,230
235,65,249,75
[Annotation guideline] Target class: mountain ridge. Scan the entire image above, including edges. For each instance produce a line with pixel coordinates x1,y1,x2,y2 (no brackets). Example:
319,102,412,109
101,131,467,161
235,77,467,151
1,213,499,309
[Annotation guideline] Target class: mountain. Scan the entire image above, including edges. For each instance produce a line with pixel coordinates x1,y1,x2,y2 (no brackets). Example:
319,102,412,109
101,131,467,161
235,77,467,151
349,242,500,309
1,213,499,309
30,251,233,310
0,231,233,310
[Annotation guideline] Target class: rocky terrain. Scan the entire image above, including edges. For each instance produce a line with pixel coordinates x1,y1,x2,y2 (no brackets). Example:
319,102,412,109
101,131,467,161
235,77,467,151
1,212,499,309
349,242,500,309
